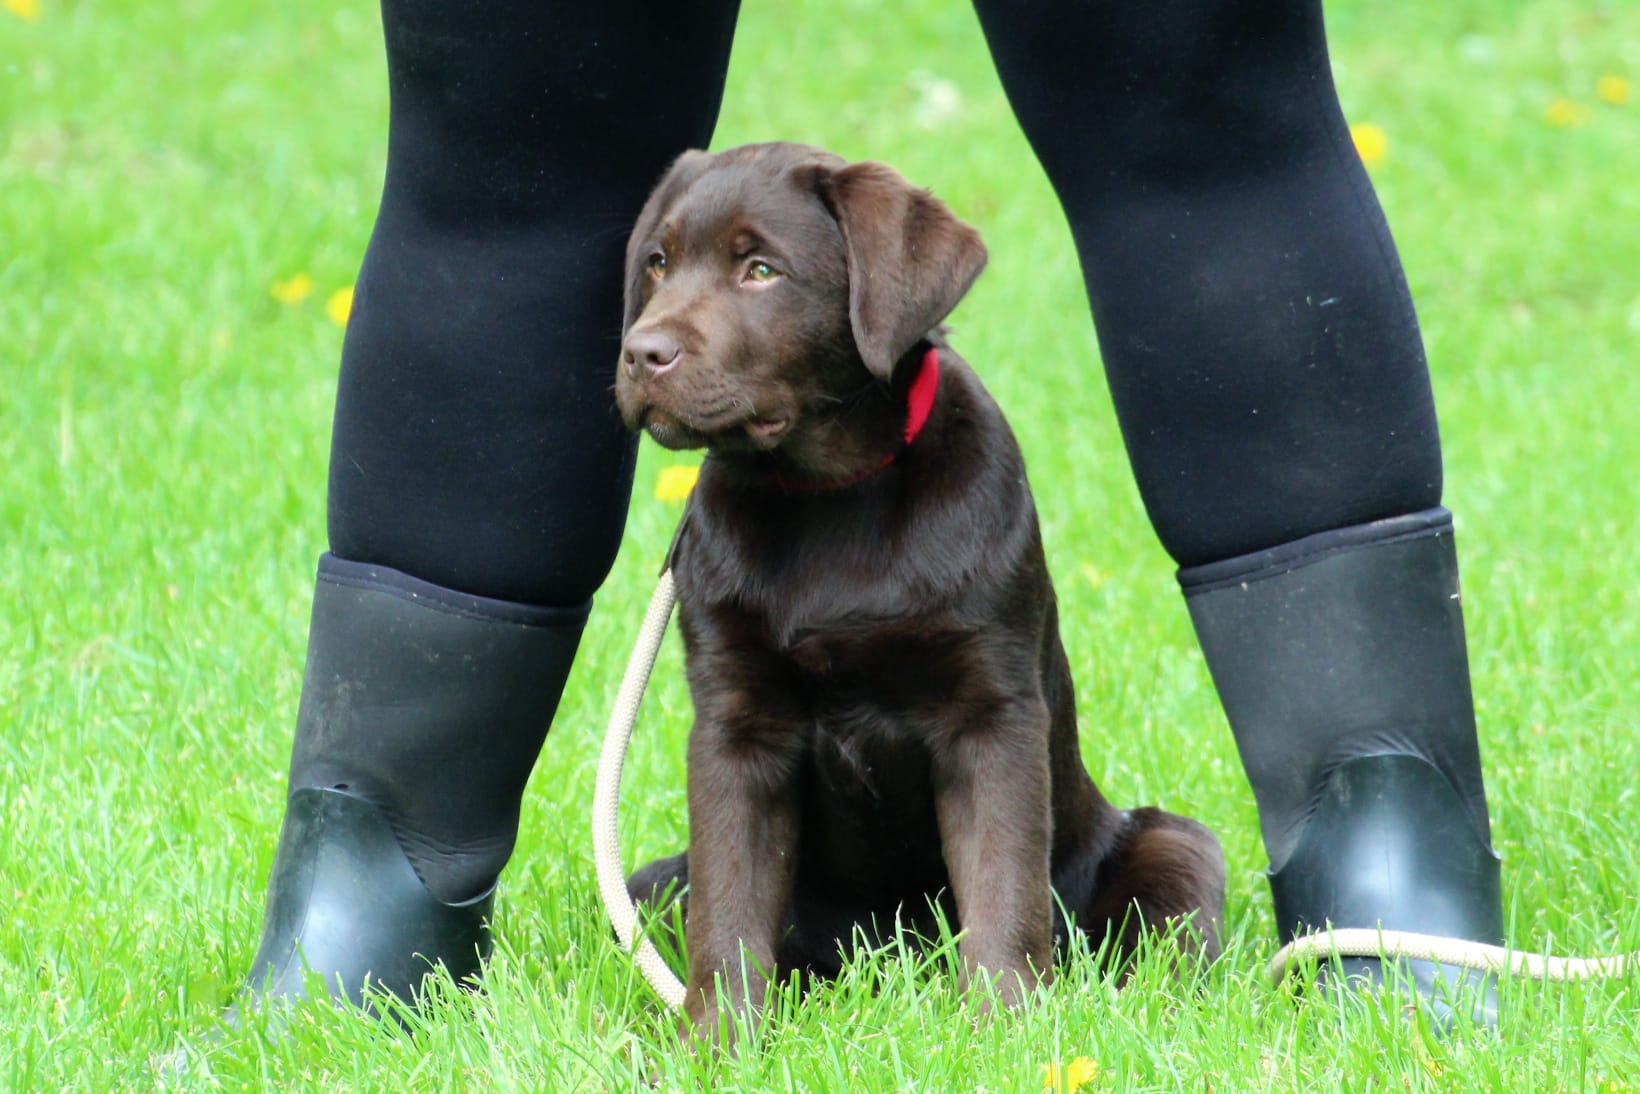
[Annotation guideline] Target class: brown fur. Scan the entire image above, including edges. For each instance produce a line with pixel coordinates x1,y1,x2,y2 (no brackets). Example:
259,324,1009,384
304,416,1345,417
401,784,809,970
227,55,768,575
615,142,1225,1043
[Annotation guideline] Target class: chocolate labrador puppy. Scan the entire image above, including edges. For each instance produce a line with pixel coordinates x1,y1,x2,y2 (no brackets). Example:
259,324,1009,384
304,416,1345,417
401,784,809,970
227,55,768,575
615,142,1225,1039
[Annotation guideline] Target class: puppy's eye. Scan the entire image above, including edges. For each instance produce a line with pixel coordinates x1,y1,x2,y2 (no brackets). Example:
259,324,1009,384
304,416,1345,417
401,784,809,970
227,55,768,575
744,261,782,284
646,252,668,278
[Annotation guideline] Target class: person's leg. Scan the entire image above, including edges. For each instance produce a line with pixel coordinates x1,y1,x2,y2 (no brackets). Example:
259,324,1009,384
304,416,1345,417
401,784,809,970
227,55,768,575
972,0,1501,1015
243,0,741,1009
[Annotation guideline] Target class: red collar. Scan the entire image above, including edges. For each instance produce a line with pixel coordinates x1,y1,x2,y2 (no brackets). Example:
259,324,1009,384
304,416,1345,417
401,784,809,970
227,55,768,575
769,345,940,492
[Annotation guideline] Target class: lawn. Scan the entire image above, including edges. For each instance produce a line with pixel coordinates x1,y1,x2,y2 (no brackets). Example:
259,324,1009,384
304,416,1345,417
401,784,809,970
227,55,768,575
3,0,1638,1089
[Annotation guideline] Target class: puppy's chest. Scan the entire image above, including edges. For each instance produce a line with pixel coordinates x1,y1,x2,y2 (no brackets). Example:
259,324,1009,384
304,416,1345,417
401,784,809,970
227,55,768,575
804,703,940,835
779,611,976,702
791,628,948,821
680,544,1005,717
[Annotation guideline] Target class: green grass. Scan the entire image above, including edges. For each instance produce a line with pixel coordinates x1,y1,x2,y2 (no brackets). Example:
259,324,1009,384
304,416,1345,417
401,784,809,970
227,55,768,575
4,0,1639,1089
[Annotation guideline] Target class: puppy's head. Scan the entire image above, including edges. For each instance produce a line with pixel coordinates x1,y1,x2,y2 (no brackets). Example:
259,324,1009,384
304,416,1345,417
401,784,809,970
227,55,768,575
614,143,987,465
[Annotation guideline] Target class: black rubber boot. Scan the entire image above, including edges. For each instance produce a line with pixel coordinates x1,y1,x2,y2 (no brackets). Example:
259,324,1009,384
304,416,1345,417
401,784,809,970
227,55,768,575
239,553,585,1011
243,788,494,1009
1180,508,1503,1025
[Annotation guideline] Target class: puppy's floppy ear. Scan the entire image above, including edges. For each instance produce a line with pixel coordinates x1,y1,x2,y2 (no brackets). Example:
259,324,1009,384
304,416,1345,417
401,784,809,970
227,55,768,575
816,161,988,379
623,149,715,334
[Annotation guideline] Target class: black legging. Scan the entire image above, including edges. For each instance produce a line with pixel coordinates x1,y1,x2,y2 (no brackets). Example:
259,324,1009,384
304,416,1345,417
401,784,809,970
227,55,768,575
327,0,1441,608
326,0,741,608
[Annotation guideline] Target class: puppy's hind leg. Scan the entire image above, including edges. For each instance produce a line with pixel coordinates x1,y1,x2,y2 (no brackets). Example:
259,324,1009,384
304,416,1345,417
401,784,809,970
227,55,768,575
626,852,691,963
1070,808,1227,974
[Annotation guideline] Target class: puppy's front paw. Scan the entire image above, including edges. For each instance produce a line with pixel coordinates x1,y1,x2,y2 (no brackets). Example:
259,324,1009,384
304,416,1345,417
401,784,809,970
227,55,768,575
681,1003,736,1054
681,970,766,1054
961,955,1052,1017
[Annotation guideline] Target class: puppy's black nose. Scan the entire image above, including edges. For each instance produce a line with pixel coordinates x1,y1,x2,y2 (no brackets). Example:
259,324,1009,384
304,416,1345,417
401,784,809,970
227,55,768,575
623,330,682,377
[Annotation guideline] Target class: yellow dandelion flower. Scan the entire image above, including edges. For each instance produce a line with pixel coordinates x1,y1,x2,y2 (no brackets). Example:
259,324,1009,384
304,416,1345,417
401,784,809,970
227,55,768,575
1042,1055,1100,1093
4,0,40,22
326,286,355,326
655,464,699,502
1544,98,1590,127
1416,1046,1449,1079
1079,562,1106,590
1349,123,1388,169
1597,75,1631,106
270,273,314,305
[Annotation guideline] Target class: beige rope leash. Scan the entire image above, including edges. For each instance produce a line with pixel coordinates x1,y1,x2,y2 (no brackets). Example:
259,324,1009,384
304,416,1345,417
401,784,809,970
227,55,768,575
591,568,688,1008
593,572,1637,1008
1268,927,1636,986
